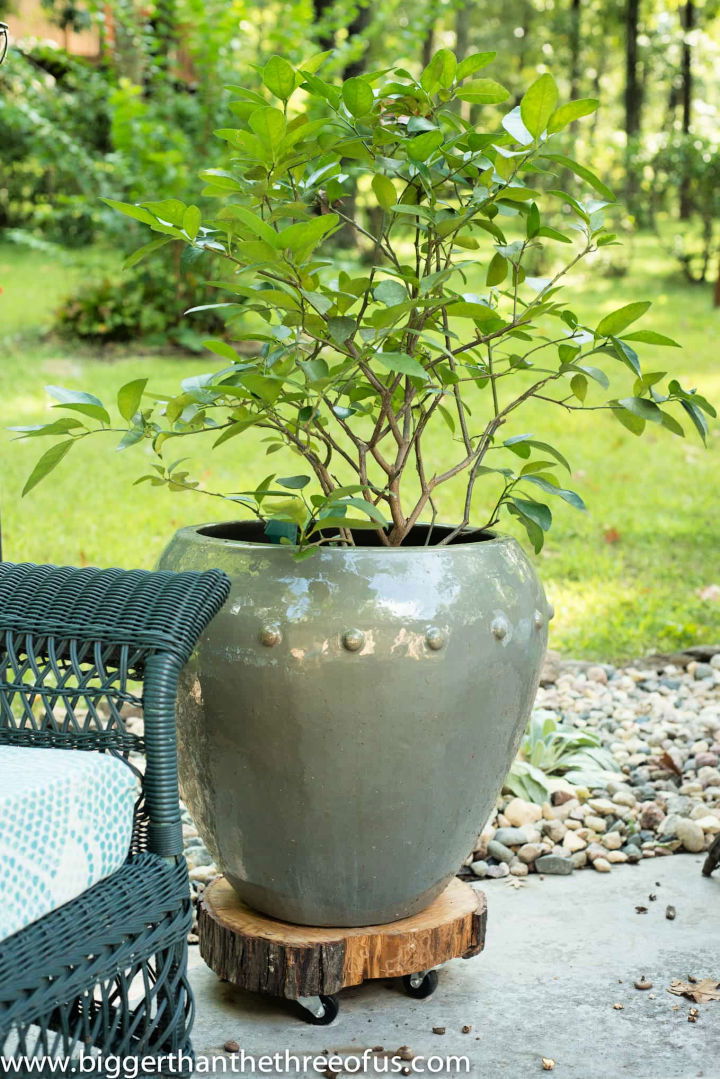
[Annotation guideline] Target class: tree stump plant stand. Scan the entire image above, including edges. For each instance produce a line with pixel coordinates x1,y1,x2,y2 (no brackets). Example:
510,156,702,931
198,877,486,1024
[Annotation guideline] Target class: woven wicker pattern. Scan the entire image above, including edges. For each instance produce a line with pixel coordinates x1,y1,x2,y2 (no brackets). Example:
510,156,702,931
0,562,228,664
0,561,230,1076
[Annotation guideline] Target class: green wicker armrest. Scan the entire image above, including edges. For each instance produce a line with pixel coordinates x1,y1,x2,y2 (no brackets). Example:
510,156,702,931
0,561,230,857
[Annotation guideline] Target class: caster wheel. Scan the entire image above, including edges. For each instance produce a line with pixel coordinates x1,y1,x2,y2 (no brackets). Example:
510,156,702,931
296,994,340,1025
402,970,439,999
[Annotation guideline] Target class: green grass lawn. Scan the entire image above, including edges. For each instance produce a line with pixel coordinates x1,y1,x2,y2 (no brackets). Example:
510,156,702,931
1,236,719,661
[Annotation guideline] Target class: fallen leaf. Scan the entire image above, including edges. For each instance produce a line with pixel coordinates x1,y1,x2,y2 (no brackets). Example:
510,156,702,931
603,528,621,544
542,1060,556,1072
658,749,683,775
668,979,720,1003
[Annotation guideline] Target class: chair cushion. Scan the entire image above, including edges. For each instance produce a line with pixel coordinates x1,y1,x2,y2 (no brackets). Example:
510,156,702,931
0,746,139,942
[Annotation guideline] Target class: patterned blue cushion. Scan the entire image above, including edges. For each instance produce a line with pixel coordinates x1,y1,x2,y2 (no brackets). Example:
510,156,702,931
0,746,139,942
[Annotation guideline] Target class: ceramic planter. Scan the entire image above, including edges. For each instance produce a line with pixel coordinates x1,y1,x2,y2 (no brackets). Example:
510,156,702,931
158,522,550,927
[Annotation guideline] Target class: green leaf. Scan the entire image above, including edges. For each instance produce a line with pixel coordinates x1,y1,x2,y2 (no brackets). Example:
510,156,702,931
547,98,598,133
199,169,243,191
9,418,83,439
117,378,148,422
22,440,74,496
574,364,609,389
263,55,296,101
660,411,685,437
46,385,104,408
182,205,201,240
510,496,552,531
123,236,173,270
596,301,651,337
680,399,709,443
622,330,681,347
331,497,387,525
520,74,559,137
299,357,330,382
216,205,278,245
407,130,444,161
420,48,456,94
249,106,287,146
374,279,407,306
51,402,110,424
203,339,240,362
445,302,497,322
618,396,664,424
543,153,615,202
375,352,428,379
523,475,586,510
506,501,546,553
570,373,587,402
116,427,145,451
313,516,380,531
456,78,509,104
342,77,374,116
372,174,397,210
486,252,508,286
505,436,571,472
327,317,356,344
456,52,496,80
277,475,311,489
279,214,338,254
100,198,160,227
613,407,645,436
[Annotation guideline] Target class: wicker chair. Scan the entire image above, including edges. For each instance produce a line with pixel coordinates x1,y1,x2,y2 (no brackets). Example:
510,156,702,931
0,561,230,1076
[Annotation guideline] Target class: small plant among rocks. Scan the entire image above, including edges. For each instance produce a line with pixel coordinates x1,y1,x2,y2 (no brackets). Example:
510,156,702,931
15,50,714,551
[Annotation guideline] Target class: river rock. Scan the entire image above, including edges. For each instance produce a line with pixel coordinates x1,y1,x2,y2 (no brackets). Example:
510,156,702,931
535,854,574,876
504,798,543,827
675,818,705,852
487,840,514,864
493,827,530,847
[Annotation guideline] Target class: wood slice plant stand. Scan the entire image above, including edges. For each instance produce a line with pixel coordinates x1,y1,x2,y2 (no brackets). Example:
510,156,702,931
198,877,487,1024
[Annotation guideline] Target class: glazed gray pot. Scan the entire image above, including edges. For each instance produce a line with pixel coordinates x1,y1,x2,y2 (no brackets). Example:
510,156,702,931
158,521,550,927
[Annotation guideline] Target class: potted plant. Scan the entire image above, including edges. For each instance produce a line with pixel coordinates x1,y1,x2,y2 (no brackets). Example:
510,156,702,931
17,50,713,927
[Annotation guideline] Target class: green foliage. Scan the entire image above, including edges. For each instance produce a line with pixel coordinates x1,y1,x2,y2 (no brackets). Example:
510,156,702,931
53,263,224,346
506,710,620,803
15,50,714,554
639,134,720,285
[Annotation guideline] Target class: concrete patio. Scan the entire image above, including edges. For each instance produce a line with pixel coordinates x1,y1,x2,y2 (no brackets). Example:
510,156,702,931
187,855,720,1078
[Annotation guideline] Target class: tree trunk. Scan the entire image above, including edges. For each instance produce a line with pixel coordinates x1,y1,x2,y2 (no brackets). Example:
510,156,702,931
343,1,372,79
455,0,471,62
679,0,695,220
421,18,435,69
624,0,642,209
568,0,581,99
312,0,336,53
714,257,720,308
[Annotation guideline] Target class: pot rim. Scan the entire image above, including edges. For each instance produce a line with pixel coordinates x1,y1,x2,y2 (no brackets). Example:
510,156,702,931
169,520,516,554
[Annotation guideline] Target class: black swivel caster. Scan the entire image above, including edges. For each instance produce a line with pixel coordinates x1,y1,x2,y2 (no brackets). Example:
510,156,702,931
295,993,340,1025
402,970,439,999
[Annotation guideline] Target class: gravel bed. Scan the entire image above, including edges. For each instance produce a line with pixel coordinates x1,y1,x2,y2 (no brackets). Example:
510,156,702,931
182,647,720,926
